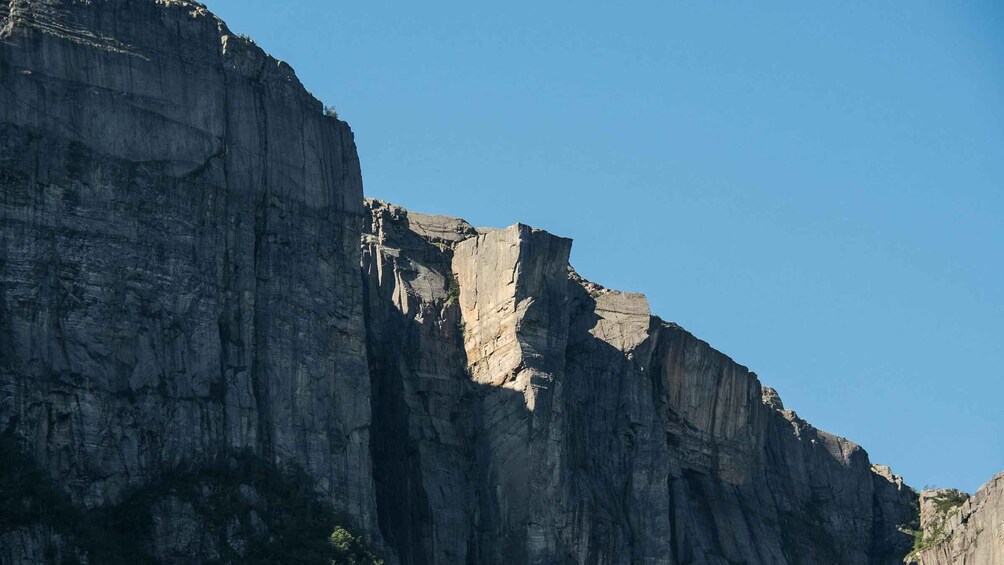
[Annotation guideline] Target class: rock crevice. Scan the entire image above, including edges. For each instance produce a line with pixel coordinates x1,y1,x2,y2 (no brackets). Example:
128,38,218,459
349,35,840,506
1,0,379,560
0,2,942,564
361,199,919,565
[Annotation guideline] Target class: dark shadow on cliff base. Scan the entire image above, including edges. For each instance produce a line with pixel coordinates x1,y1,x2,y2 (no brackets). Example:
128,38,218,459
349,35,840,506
0,434,380,564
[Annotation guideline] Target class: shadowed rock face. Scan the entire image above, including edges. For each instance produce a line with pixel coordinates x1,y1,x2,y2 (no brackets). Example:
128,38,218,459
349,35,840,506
1,1,927,564
1,0,378,560
362,200,919,565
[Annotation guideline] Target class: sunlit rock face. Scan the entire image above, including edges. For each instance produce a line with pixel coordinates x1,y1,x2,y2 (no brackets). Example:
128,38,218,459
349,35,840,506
363,200,918,565
912,474,1004,565
1,1,925,564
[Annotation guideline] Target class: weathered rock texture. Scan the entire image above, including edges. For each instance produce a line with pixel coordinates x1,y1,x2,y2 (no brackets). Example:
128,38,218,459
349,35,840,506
1,0,379,561
0,1,932,564
362,200,919,565
913,474,1004,565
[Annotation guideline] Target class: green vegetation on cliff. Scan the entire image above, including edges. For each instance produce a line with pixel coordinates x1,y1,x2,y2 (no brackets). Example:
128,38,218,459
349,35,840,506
906,488,969,563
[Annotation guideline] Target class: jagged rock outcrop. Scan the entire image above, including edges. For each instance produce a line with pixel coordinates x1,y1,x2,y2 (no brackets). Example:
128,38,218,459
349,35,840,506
362,200,477,564
871,465,920,564
362,199,919,564
912,474,1004,565
1,0,379,561
1,1,927,564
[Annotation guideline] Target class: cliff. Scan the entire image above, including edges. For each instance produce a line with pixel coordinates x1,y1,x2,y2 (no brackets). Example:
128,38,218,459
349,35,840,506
0,1,937,564
362,200,918,565
1,0,378,561
910,474,1004,565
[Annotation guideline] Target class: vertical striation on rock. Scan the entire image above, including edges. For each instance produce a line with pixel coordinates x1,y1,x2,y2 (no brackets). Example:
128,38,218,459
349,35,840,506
912,474,1004,565
1,0,380,561
452,223,573,563
0,1,938,563
362,199,477,565
361,201,920,565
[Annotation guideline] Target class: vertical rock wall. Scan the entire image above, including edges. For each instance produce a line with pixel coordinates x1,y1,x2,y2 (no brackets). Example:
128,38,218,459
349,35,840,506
362,201,918,565
362,200,477,565
1,2,927,563
452,224,573,562
913,474,1004,565
0,0,380,558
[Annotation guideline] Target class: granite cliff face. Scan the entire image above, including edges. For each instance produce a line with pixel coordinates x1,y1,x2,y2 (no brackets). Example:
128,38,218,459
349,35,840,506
0,1,944,564
362,201,919,565
910,474,1004,565
0,0,377,561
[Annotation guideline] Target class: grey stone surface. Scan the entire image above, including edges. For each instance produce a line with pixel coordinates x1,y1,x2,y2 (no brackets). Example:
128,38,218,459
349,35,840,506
914,474,1004,565
0,0,380,555
362,201,919,565
871,464,919,564
0,1,933,564
362,198,476,564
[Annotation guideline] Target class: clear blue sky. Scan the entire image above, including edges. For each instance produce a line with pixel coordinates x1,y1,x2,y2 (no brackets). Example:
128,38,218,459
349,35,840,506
205,1,1003,493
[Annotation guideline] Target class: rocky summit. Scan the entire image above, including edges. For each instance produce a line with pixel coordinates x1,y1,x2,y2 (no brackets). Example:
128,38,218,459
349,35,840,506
0,1,998,564
907,474,1004,565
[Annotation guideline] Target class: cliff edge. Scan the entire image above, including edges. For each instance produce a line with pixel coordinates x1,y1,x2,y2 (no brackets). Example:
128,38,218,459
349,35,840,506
910,474,1004,565
1,0,379,561
0,1,944,564
362,200,919,564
